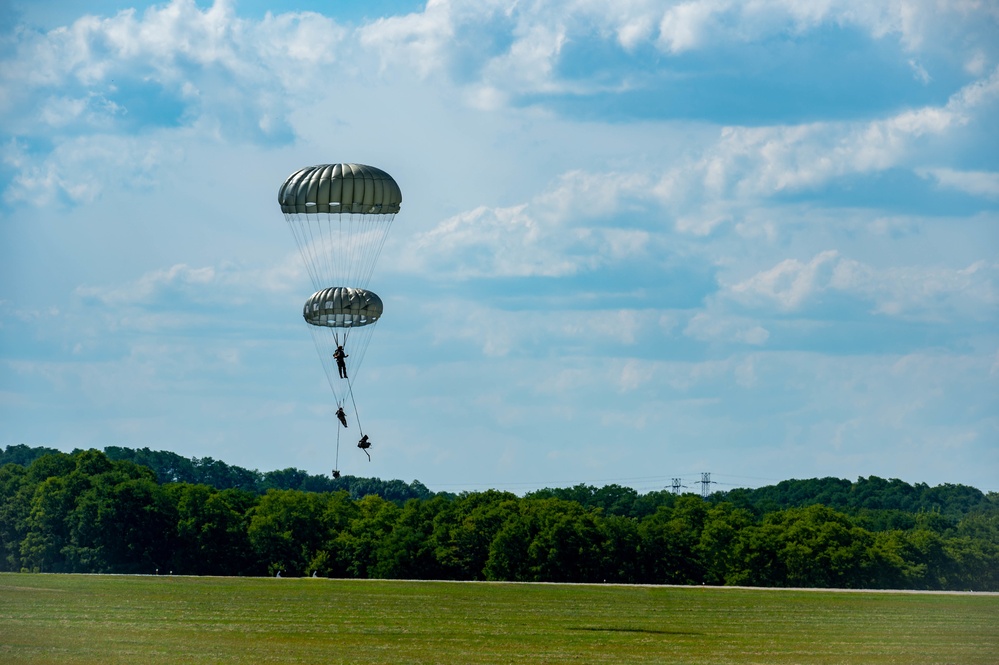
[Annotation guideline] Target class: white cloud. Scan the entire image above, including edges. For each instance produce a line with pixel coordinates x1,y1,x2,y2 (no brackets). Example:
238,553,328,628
74,257,304,307
684,312,770,345
3,0,997,212
411,204,579,278
408,168,662,278
908,58,931,84
833,258,998,320
347,0,999,101
2,131,184,205
918,167,999,199
357,0,459,78
688,67,999,199
653,0,996,56
0,0,346,138
730,250,840,311
729,251,998,320
407,296,668,361
403,65,998,279
76,263,217,305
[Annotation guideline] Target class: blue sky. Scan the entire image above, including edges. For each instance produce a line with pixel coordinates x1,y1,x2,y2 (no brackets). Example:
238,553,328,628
1,0,997,494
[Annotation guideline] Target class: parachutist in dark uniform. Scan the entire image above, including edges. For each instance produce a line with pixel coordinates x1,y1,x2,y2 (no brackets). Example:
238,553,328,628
357,434,371,461
335,406,348,428
331,469,341,479
333,345,348,379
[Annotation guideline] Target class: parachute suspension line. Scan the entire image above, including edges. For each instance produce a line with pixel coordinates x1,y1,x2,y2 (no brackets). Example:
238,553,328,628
334,413,341,472
347,379,364,437
286,215,321,289
344,213,362,288
344,322,376,382
362,214,382,288
308,325,340,398
291,212,395,291
316,213,343,289
342,213,355,288
366,213,395,288
311,213,330,291
354,214,394,290
326,212,341,288
305,214,329,291
354,214,374,288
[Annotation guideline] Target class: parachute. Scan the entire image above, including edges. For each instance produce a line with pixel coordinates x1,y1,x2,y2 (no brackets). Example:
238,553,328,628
278,163,402,291
279,163,401,474
303,286,383,407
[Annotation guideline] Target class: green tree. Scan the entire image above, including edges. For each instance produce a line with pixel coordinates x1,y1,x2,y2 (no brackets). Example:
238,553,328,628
0,463,31,571
58,453,172,573
637,496,707,584
729,505,877,588
942,536,999,591
19,475,78,572
370,496,451,579
247,489,330,576
431,490,519,580
596,513,641,583
698,502,754,585
484,498,605,583
334,494,400,578
308,490,359,577
171,484,259,575
0,444,61,467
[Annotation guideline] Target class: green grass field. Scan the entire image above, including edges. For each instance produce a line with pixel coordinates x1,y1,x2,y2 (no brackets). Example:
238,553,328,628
1,573,996,664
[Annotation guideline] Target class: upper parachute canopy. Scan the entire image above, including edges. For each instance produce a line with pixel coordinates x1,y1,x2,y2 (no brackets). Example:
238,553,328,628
279,164,402,215
303,287,383,328
279,163,402,290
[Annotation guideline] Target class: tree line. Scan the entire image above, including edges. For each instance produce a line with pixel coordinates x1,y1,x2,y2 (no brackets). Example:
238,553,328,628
0,445,435,503
1,445,996,590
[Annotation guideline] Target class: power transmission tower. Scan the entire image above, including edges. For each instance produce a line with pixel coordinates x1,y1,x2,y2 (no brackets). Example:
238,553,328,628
700,472,714,498
671,478,685,495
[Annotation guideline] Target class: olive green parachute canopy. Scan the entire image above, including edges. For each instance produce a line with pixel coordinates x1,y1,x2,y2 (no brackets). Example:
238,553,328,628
303,287,383,328
302,286,385,406
279,164,402,290
279,164,402,215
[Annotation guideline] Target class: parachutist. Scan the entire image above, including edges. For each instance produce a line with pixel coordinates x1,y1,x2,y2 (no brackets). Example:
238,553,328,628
335,406,348,428
358,434,371,461
333,345,349,379
332,469,341,479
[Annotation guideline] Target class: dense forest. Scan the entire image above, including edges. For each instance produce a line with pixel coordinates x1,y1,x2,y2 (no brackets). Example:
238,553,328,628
1,445,997,590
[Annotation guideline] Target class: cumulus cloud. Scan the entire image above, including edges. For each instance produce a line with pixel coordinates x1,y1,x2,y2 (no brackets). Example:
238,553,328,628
918,167,999,199
76,263,218,306
2,131,183,205
4,0,997,132
729,251,998,321
0,0,346,139
4,0,997,211
402,64,999,280
408,168,662,278
360,0,997,85
655,0,998,56
730,251,841,311
684,67,999,200
75,257,304,307
684,312,770,345
415,296,664,358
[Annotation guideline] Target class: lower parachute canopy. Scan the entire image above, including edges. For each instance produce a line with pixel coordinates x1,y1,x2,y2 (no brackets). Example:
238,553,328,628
303,287,383,407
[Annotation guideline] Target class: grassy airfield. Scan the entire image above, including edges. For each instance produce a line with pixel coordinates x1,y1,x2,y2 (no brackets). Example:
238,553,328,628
1,573,996,664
